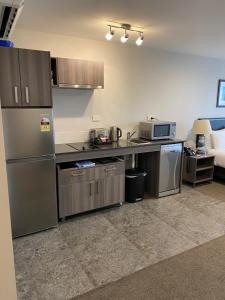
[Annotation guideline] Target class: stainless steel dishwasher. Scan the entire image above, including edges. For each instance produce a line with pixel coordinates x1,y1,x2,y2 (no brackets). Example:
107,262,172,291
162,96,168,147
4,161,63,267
159,143,182,197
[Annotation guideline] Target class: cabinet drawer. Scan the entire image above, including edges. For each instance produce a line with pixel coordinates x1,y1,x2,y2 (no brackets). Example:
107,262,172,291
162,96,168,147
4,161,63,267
103,161,125,177
94,160,124,179
58,167,95,184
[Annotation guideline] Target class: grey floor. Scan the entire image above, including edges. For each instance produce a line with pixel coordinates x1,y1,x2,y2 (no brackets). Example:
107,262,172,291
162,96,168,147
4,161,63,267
14,182,225,300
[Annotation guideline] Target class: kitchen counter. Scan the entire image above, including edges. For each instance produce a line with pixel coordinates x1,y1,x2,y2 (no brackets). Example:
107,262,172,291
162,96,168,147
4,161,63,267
55,139,184,163
56,139,184,214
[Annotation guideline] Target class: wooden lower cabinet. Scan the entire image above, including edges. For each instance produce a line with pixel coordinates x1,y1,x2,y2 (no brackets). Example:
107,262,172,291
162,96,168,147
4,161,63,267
104,164,125,206
58,159,124,218
59,181,94,218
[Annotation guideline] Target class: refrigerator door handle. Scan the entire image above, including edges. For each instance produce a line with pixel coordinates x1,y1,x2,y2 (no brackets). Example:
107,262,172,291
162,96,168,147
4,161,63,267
25,86,30,104
14,86,19,104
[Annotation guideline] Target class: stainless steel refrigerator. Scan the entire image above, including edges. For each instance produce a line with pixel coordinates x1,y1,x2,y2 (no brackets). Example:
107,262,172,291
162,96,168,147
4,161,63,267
2,109,58,238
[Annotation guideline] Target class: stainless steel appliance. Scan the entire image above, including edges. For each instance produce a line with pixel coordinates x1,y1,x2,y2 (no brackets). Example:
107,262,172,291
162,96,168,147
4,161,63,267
2,109,57,238
159,143,182,197
110,126,122,142
89,128,112,145
139,121,176,140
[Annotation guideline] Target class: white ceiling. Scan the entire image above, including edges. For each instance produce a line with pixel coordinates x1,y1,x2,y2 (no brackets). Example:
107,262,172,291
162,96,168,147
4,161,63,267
16,0,225,59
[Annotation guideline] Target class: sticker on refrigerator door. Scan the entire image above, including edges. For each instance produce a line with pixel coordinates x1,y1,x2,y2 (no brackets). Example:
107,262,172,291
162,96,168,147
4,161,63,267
40,117,51,132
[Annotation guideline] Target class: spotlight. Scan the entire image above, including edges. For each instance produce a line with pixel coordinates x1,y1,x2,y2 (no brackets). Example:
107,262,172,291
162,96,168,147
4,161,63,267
105,26,114,40
136,33,144,46
105,23,145,46
121,31,129,43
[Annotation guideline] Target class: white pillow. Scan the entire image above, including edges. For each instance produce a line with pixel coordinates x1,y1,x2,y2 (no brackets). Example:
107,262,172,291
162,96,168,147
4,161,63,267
211,129,225,150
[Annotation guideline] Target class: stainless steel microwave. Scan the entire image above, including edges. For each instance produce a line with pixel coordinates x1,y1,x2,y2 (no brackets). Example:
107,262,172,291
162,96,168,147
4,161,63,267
139,121,176,140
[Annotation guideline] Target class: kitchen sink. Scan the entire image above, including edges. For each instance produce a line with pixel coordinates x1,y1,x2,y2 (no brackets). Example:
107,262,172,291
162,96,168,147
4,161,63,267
129,138,151,144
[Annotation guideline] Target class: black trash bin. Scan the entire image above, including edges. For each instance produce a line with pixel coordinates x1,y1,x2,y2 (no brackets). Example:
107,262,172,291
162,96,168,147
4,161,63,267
125,168,147,203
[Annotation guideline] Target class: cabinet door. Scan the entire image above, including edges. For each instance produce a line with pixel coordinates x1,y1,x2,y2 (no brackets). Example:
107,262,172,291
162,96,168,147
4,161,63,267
93,179,105,208
0,47,22,107
105,173,124,206
57,58,104,88
104,163,125,206
19,49,52,107
92,61,104,88
59,181,94,218
57,58,86,86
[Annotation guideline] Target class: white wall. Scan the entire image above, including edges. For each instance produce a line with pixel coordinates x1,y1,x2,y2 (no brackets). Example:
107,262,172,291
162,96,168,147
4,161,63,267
0,108,17,300
12,29,225,143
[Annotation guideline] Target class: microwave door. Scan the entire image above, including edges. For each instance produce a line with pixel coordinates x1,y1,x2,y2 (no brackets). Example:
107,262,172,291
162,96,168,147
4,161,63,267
153,124,170,140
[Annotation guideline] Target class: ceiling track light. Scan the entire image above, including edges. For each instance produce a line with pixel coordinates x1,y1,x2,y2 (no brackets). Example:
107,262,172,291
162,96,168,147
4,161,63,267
121,29,129,43
105,25,114,40
136,32,144,46
105,23,144,46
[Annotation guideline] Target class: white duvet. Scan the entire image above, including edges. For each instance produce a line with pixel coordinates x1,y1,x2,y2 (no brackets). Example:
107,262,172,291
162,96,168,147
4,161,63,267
208,149,225,168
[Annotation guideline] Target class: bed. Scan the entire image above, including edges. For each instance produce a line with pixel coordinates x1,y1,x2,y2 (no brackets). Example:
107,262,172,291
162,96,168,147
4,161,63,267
200,118,225,180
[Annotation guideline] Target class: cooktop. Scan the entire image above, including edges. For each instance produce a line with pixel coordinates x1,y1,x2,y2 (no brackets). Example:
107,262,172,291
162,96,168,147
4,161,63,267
68,142,99,151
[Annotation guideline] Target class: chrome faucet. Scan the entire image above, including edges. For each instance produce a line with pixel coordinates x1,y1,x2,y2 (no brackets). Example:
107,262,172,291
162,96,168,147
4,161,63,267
127,130,136,140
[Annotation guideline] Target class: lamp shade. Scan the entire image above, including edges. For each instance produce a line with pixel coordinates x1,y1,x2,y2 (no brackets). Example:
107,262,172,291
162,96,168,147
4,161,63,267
192,119,212,135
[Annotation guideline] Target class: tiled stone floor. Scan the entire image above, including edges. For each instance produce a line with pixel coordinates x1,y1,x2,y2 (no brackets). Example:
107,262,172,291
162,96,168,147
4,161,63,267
14,182,225,300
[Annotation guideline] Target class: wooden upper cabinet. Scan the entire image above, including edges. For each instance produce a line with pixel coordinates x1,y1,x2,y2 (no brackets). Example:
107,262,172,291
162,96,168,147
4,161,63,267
0,47,52,108
54,58,104,89
93,61,104,87
0,47,22,107
19,49,52,107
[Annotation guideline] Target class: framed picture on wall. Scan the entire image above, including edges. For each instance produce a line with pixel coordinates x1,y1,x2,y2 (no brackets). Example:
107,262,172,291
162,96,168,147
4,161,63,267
217,80,225,107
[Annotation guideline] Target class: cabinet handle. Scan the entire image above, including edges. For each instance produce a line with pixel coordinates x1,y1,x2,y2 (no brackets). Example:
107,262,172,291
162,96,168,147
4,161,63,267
14,86,19,104
25,87,30,104
105,167,116,172
71,172,84,177
95,181,99,194
89,183,92,196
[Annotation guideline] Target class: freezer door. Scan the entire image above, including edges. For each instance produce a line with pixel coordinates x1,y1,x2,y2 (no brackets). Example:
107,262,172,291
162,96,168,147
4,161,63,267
2,109,55,160
159,143,182,193
7,157,57,238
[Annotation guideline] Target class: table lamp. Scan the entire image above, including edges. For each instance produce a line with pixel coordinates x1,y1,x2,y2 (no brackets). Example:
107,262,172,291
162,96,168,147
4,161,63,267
192,119,212,155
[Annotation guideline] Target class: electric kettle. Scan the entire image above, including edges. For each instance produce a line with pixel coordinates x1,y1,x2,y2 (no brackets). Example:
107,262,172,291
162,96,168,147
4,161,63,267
110,126,122,142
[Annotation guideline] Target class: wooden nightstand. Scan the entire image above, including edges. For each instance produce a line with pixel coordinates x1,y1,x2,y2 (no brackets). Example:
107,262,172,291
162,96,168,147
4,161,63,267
183,154,215,187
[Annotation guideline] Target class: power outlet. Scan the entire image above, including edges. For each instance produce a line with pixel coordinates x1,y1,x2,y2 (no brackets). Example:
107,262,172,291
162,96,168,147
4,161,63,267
92,115,101,122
